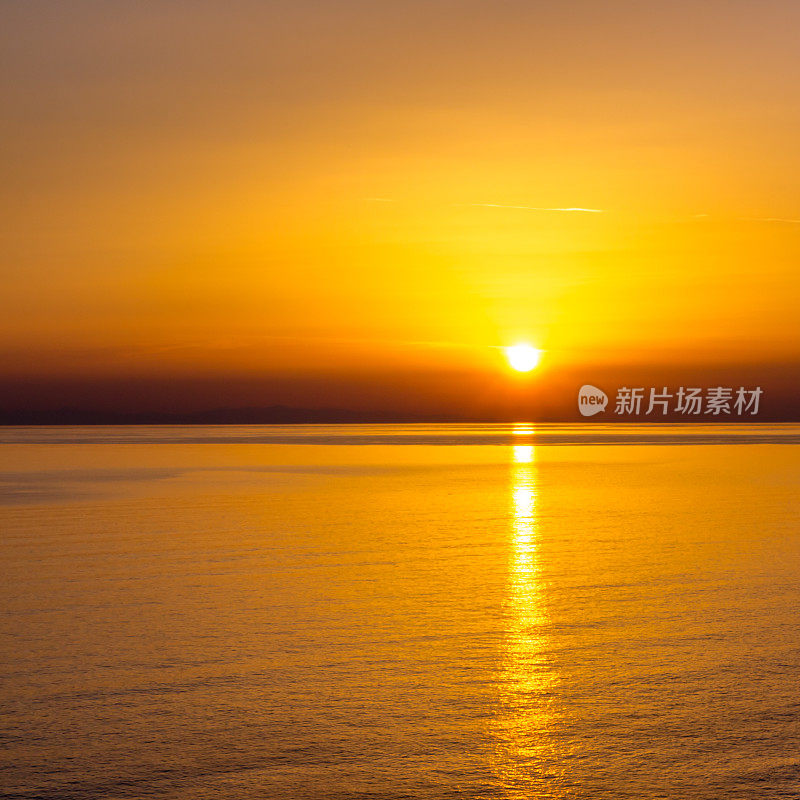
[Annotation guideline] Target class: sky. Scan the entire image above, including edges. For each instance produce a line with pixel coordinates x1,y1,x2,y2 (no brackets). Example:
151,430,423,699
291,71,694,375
1,1,799,418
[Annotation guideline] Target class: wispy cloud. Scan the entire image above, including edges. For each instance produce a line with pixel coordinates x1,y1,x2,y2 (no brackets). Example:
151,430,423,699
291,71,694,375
469,203,604,213
743,216,800,224
696,213,800,224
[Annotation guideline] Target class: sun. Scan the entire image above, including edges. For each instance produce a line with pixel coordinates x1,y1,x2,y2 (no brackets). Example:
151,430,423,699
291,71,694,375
504,343,542,372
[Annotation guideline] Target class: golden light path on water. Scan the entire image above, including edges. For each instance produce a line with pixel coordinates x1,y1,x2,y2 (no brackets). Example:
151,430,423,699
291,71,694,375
493,426,562,797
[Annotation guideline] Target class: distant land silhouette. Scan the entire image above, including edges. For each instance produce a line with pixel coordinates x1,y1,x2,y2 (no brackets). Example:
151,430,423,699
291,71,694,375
0,406,455,425
1,404,798,424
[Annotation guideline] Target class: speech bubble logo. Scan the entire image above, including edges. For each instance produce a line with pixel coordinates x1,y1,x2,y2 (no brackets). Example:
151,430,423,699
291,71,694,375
578,384,608,416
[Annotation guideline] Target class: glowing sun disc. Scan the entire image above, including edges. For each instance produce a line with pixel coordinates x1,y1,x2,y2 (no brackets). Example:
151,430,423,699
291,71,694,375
505,344,541,372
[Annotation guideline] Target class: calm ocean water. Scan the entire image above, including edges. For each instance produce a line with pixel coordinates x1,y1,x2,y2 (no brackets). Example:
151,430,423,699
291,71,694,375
1,424,799,799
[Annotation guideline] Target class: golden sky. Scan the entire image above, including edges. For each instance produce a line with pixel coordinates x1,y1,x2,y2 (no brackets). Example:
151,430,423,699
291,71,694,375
1,1,799,413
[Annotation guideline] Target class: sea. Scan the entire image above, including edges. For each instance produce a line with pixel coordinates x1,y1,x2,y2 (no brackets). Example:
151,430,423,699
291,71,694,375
1,424,799,799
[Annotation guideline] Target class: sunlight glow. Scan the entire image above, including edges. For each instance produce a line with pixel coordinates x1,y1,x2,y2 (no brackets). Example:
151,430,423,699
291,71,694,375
513,444,534,463
505,344,542,372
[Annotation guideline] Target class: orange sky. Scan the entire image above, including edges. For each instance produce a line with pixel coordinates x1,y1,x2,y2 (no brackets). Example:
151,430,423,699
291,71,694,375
1,1,799,415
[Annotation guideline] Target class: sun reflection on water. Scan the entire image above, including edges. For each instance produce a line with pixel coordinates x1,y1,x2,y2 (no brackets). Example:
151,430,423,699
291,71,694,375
493,429,561,796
